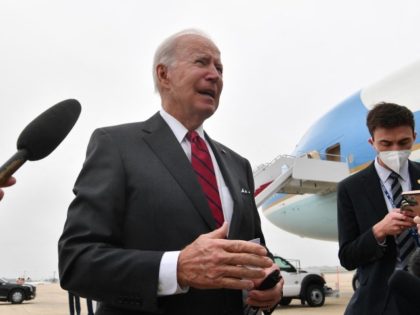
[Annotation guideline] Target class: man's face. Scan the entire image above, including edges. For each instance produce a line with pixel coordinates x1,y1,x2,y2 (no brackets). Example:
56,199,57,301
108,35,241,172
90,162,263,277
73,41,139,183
162,35,223,124
369,125,416,152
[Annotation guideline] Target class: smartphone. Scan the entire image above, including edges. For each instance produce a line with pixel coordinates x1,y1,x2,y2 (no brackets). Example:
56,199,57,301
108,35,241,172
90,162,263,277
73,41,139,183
401,190,420,215
244,269,282,315
256,269,281,290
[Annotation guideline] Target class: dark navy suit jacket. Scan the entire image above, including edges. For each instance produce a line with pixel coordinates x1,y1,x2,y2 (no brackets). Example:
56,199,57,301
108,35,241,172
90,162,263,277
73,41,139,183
338,161,420,315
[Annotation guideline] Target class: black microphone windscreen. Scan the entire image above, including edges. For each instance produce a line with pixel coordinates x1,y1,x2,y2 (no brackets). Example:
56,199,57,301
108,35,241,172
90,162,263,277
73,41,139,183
17,99,81,161
389,269,420,313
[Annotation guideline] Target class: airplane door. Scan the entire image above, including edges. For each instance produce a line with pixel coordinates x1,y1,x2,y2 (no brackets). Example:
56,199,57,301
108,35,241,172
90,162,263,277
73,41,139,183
326,142,342,161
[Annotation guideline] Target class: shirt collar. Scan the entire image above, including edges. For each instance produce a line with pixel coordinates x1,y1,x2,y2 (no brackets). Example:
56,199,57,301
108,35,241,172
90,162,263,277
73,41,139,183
159,109,205,143
374,156,410,183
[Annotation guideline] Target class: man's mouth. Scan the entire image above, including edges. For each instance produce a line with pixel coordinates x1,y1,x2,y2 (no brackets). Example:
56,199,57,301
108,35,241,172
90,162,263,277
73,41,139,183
198,89,216,99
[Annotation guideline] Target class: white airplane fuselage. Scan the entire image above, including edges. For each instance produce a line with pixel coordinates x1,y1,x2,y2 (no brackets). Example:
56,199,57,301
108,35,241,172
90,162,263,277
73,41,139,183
260,60,420,241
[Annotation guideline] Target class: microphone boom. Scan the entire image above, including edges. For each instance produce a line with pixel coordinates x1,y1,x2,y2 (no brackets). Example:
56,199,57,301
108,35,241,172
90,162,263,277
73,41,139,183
0,99,81,185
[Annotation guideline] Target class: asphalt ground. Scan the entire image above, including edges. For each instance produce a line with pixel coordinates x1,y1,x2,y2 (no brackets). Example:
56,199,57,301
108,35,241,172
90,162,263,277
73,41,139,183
0,272,354,315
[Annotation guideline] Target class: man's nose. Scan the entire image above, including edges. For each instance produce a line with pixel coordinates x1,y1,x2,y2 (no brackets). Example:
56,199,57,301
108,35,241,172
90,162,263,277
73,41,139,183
206,64,222,81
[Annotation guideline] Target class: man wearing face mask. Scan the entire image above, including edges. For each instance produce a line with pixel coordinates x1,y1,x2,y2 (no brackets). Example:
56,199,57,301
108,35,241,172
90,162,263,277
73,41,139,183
338,102,419,315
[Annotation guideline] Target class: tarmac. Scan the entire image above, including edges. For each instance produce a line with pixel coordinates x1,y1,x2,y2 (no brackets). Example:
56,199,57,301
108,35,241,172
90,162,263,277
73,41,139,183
0,272,354,315
272,271,353,315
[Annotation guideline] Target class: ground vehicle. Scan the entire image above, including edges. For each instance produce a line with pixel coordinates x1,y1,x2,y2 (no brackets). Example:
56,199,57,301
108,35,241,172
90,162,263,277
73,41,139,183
0,278,36,304
274,256,336,307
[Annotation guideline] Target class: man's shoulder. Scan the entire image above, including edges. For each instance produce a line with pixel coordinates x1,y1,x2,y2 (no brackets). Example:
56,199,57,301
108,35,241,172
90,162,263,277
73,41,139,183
339,162,374,187
98,121,145,134
93,112,161,137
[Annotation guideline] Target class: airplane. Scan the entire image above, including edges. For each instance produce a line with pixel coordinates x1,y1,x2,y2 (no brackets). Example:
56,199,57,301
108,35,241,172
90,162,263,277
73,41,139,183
253,60,420,242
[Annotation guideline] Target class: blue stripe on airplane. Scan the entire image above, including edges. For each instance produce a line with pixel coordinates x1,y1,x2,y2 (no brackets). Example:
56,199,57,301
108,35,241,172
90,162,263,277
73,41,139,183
262,91,420,211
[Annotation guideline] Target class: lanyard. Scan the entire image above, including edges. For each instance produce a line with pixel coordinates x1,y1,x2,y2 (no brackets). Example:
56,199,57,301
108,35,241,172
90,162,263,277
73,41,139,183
379,178,420,247
379,179,396,207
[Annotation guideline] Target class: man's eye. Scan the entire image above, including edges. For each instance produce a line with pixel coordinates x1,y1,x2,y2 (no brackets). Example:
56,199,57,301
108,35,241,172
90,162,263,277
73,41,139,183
195,59,206,65
216,67,223,74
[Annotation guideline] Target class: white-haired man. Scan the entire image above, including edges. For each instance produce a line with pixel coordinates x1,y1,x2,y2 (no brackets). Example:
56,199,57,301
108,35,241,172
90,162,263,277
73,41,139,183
58,29,283,315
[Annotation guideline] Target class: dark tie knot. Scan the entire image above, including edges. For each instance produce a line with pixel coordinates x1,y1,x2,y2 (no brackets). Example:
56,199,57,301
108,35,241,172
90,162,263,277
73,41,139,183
389,172,400,181
186,131,199,143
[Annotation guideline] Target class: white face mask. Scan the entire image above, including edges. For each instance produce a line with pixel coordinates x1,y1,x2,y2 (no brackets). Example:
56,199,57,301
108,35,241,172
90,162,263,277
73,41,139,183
378,150,411,174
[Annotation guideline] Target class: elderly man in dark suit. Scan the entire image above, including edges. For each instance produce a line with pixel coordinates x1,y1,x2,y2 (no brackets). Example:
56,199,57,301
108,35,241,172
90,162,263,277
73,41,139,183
338,102,420,315
58,29,283,315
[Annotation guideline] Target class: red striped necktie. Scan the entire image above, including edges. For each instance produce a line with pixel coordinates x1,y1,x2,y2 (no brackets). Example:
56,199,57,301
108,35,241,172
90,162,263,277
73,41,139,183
186,131,224,227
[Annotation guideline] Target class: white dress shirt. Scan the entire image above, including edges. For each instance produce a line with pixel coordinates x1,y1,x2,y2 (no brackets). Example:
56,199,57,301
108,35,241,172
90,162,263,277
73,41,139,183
157,109,234,296
374,157,411,211
374,157,411,269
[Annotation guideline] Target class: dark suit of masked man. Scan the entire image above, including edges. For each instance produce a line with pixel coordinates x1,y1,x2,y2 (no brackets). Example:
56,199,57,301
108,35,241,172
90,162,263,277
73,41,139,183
338,102,420,315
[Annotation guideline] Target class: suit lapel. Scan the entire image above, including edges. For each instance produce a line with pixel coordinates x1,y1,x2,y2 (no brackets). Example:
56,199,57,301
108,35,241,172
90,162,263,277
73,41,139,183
362,163,389,222
141,113,216,230
362,160,420,220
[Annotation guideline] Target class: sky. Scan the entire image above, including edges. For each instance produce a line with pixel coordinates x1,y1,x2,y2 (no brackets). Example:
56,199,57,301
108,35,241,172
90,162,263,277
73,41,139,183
1,0,420,280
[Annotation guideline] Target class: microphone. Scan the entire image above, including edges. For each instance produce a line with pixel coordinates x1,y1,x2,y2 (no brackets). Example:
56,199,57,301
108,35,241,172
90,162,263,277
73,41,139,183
409,248,420,277
0,99,81,185
389,268,420,313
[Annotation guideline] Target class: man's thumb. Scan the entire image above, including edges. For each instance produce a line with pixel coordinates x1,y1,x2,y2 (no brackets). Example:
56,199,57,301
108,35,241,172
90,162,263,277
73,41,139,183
206,222,228,239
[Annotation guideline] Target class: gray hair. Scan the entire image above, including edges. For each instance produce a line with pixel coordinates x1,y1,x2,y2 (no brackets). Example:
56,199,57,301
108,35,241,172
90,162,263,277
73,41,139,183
152,29,214,93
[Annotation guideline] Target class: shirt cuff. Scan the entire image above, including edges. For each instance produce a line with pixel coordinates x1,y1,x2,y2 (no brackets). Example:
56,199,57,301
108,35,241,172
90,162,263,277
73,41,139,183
158,251,189,296
372,227,387,246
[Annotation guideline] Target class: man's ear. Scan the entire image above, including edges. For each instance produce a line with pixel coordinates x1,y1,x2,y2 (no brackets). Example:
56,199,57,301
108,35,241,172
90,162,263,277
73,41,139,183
156,64,170,89
368,137,374,145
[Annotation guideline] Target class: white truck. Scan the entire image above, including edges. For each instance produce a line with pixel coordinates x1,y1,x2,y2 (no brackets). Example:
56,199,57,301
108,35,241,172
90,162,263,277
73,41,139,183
274,256,337,307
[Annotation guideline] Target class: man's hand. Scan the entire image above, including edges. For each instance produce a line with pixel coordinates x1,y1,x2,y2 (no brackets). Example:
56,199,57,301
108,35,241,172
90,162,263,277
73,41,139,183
0,177,16,201
373,209,415,242
177,222,273,290
246,263,284,311
414,216,420,234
